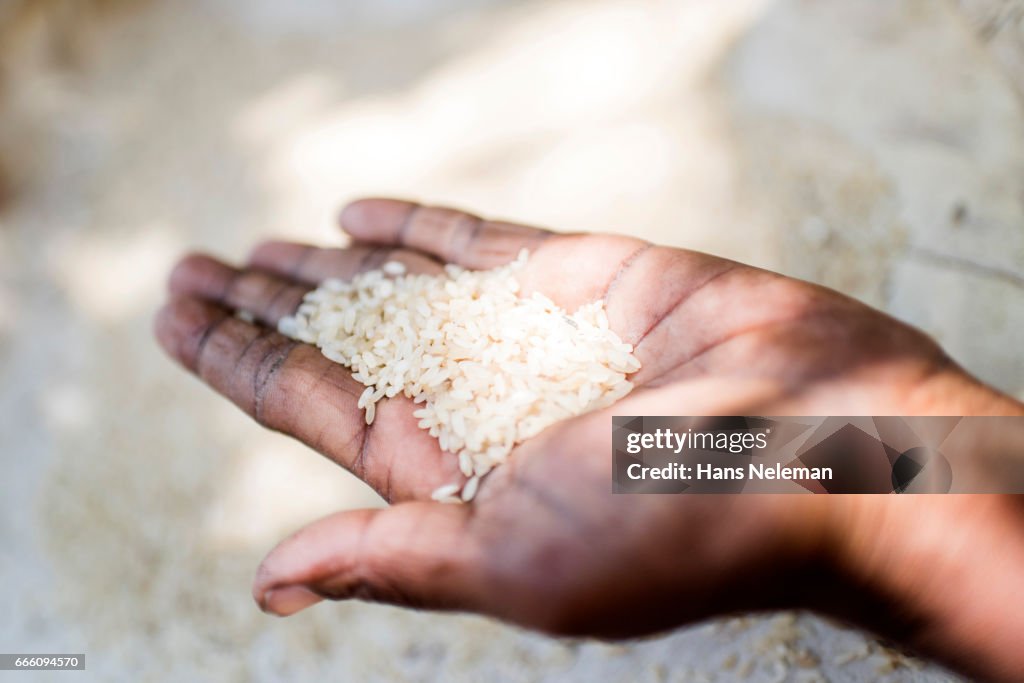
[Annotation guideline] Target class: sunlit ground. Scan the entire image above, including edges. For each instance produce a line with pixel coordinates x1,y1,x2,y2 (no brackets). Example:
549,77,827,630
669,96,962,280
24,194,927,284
0,0,1021,680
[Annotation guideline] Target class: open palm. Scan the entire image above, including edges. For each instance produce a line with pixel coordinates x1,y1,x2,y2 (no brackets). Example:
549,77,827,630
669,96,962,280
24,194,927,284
155,198,1017,648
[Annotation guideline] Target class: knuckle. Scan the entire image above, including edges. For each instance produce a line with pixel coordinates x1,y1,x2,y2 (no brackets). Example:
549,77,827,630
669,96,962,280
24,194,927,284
188,313,232,372
416,206,482,253
447,212,484,252
356,246,397,272
249,335,296,425
227,270,273,305
265,281,304,320
349,422,372,478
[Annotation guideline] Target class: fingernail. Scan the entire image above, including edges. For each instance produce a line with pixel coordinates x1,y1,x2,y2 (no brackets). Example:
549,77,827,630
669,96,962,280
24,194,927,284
261,585,323,616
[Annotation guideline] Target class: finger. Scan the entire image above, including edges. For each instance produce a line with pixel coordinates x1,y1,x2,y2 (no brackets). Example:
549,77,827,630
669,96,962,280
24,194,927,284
170,251,447,327
169,253,308,327
339,198,659,313
154,297,461,501
339,198,555,269
254,502,485,616
247,241,443,287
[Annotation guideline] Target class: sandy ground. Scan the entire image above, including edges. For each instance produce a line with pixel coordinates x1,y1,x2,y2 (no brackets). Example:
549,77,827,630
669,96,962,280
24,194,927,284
0,0,1021,680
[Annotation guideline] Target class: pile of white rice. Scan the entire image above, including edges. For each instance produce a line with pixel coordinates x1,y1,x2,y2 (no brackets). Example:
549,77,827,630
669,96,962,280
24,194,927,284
278,250,640,502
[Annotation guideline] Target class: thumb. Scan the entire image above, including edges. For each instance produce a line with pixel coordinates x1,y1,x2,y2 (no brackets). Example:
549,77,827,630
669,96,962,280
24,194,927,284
253,502,486,616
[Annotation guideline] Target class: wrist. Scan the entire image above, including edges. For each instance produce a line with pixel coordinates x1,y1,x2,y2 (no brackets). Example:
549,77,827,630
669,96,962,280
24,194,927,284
821,495,1024,682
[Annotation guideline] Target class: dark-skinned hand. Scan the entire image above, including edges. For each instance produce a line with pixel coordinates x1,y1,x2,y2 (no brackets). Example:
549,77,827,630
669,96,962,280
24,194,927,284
156,199,1024,682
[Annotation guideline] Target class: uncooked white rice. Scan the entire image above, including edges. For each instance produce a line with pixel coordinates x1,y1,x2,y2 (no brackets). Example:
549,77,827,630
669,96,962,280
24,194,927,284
278,250,641,501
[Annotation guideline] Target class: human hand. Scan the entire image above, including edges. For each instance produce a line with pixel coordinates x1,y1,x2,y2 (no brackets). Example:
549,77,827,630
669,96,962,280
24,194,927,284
156,199,1024,681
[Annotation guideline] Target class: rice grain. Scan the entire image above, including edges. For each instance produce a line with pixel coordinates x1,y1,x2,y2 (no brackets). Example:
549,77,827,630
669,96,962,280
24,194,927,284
278,251,640,502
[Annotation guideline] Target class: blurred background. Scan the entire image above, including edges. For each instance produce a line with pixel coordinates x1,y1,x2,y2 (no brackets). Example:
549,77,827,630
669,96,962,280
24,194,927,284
0,0,1021,680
